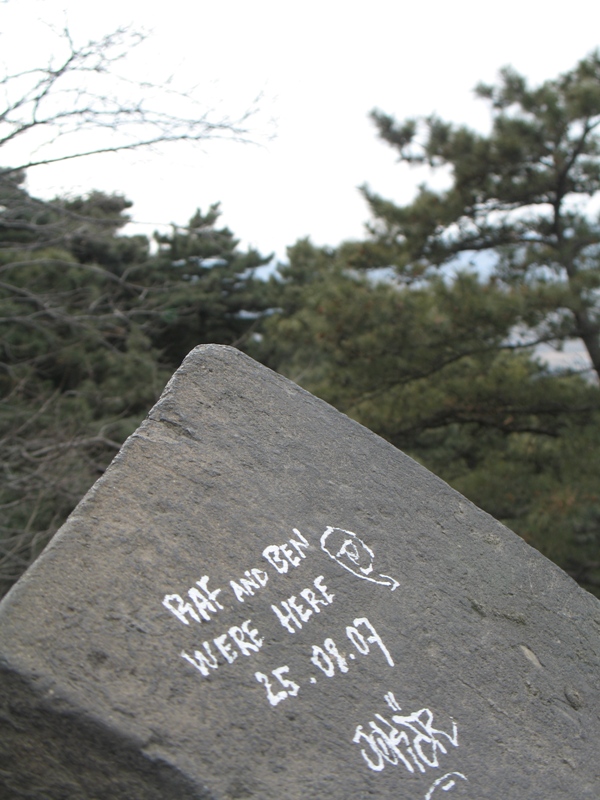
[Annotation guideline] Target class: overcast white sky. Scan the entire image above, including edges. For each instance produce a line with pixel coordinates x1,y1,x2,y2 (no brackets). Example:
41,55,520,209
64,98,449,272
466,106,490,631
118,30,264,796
2,0,599,262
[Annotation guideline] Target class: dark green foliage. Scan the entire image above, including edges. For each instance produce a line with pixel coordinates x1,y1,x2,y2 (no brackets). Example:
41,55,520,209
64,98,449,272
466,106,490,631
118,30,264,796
0,175,270,596
0,14,272,597
0,175,159,594
338,52,600,594
3,52,600,604
144,204,272,370
260,239,600,594
364,51,600,380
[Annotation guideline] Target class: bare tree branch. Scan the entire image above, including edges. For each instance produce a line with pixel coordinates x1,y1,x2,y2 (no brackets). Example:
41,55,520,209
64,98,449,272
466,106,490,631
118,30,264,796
0,24,261,173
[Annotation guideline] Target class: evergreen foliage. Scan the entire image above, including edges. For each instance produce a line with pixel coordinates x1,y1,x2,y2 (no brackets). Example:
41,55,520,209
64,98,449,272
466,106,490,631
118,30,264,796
2,52,599,601
258,238,600,594
259,52,600,595
363,51,600,380
0,175,269,596
0,7,267,596
146,205,271,369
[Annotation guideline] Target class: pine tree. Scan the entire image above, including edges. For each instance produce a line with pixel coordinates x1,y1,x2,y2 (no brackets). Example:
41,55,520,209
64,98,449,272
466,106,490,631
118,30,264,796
145,204,272,370
0,185,272,596
260,234,600,593
362,51,600,381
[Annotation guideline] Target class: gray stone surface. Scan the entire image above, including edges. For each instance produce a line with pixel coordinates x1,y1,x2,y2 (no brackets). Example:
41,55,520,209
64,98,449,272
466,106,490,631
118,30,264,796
1,344,599,799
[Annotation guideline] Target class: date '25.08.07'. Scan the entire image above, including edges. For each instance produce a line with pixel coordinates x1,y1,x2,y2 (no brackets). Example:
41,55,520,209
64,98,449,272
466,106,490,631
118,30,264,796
254,616,394,706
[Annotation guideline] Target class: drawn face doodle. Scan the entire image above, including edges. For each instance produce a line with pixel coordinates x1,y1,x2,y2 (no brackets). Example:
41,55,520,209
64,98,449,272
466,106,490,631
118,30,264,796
326,529,375,576
320,527,399,590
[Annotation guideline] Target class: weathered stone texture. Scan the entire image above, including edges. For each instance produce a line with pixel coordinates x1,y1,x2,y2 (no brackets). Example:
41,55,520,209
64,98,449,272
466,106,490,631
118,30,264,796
1,345,599,799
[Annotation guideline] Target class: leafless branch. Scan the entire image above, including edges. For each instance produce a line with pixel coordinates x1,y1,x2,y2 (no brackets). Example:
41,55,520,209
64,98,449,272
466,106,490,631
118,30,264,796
0,24,261,174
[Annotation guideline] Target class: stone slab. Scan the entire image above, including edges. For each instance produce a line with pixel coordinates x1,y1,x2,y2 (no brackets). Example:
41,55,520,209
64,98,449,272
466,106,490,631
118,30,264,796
0,344,599,799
